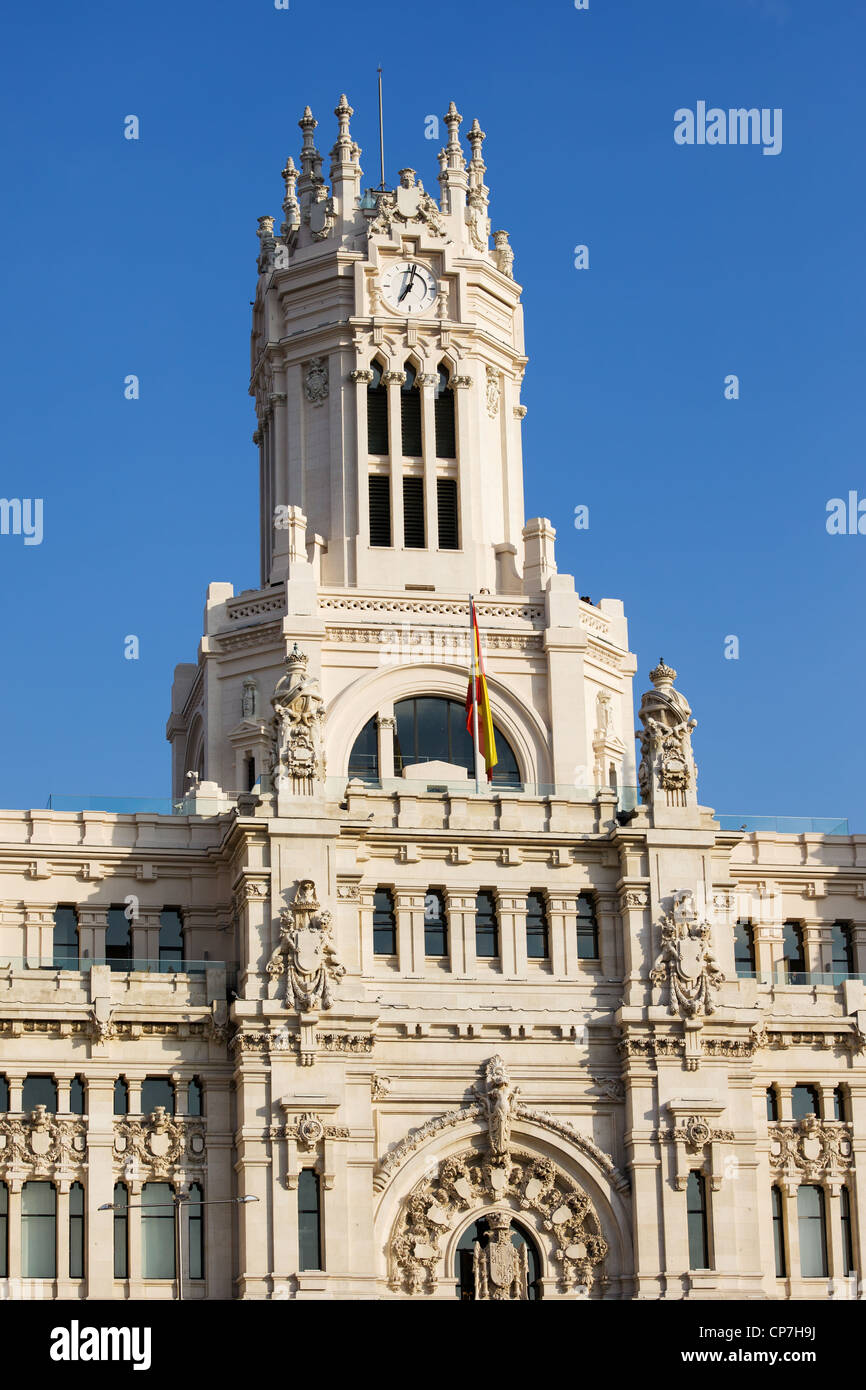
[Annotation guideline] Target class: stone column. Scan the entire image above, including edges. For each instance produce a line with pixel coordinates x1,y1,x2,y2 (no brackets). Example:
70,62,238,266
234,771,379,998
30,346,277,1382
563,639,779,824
127,1078,142,1115
23,905,54,968
497,895,527,980
595,891,620,977
358,886,376,976
7,1181,22,1281
384,371,406,548
234,1042,273,1298
802,921,826,978
56,1078,71,1114
377,713,396,782
7,1074,23,1112
86,1077,116,1298
270,383,290,582
56,1182,70,1286
851,925,866,977
825,1181,846,1284
782,1181,801,1280
618,887,650,1008
203,1078,234,1300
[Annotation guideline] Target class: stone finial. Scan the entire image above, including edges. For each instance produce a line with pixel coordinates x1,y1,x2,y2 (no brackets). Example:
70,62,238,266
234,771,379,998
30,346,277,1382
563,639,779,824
649,657,677,690
335,93,353,138
280,156,300,235
467,118,486,184
298,105,322,182
256,215,276,272
330,93,360,174
443,101,465,166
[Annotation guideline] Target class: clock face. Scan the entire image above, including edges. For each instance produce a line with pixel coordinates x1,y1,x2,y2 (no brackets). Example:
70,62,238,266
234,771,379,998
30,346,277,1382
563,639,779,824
381,261,438,314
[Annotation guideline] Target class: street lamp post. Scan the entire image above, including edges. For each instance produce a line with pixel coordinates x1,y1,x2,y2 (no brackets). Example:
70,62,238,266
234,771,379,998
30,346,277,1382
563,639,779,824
99,1193,258,1300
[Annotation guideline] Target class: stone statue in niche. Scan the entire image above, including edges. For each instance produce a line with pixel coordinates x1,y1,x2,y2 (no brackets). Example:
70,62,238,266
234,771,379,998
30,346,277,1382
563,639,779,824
241,677,258,720
267,879,344,1012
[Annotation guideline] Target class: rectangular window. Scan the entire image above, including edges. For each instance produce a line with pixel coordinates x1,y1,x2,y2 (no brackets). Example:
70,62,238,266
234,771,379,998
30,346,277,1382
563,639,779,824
797,1184,828,1278
142,1182,176,1280
791,1085,819,1120
23,1075,57,1112
0,1076,8,1112
373,888,397,956
766,1087,779,1122
402,475,425,548
771,1186,786,1277
69,1076,86,1115
0,1182,7,1279
475,891,499,959
686,1171,710,1270
106,906,133,971
69,1181,85,1279
114,1078,129,1116
434,376,456,458
424,890,448,958
782,921,806,982
830,922,854,979
22,1181,56,1278
526,892,549,960
52,906,79,969
841,1186,856,1278
159,909,184,969
298,1169,322,1271
733,920,755,977
188,1183,204,1280
141,1077,175,1116
436,477,459,550
187,1078,203,1117
368,474,391,547
833,1086,847,1122
113,1183,129,1279
576,894,599,960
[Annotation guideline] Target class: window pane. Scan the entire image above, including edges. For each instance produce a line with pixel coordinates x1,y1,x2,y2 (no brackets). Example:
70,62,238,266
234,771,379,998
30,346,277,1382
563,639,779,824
0,1182,7,1279
833,1086,846,1122
69,1077,85,1114
415,698,448,764
141,1077,174,1116
424,890,448,957
526,892,549,959
576,894,599,959
797,1184,827,1278
830,922,854,976
766,1088,779,1122
373,888,397,955
298,1170,322,1271
23,1075,57,1112
0,1077,8,1112
69,1182,84,1279
159,910,183,967
733,920,755,976
142,1183,176,1280
686,1171,709,1269
475,891,499,958
53,906,79,967
791,1085,819,1120
22,1181,56,1278
106,907,132,969
782,921,805,977
348,716,379,782
188,1183,204,1280
114,1078,129,1116
771,1187,786,1277
841,1187,855,1277
113,1183,129,1279
187,1079,203,1117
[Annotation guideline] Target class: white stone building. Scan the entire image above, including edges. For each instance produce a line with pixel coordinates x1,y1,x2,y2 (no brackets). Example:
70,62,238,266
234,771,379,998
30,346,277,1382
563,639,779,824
1,95,865,1301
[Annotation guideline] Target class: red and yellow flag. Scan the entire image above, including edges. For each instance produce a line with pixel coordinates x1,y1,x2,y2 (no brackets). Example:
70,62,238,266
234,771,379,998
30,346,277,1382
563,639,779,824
466,598,498,781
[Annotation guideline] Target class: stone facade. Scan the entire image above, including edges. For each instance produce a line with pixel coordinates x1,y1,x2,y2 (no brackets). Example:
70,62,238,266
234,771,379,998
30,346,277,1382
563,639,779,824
1,95,865,1301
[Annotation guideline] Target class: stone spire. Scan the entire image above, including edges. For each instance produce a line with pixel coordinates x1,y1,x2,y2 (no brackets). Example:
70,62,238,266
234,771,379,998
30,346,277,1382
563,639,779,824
280,156,300,238
439,101,468,216
329,93,362,226
297,106,322,218
467,118,487,196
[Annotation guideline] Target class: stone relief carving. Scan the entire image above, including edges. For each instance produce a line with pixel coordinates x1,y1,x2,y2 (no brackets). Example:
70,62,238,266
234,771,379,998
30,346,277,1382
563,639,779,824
270,644,326,793
591,1076,625,1103
285,1112,350,1151
241,677,258,719
113,1107,205,1180
492,229,515,279
267,879,345,1013
636,660,698,809
371,1074,392,1100
769,1118,853,1182
651,890,724,1021
0,1107,87,1177
473,1212,529,1300
485,365,500,417
304,357,329,404
474,1054,519,1156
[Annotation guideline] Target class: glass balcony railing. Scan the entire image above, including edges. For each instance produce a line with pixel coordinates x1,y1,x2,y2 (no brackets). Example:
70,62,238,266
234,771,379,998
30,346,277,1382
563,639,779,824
1,957,219,976
715,814,850,835
733,968,866,987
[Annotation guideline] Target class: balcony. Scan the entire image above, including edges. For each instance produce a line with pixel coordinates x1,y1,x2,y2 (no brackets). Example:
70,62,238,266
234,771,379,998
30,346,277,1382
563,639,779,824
715,814,850,835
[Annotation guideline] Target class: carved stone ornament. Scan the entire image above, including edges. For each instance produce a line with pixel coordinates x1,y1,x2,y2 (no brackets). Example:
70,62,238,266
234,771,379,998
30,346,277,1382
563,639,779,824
267,879,345,1012
369,182,446,238
769,1118,853,1182
0,1107,87,1177
485,364,500,418
390,1149,608,1297
349,368,374,384
270,643,326,794
113,1107,205,1180
650,890,724,1022
492,229,515,279
474,1054,519,1156
635,659,699,809
241,677,258,719
474,1212,528,1300
304,357,329,404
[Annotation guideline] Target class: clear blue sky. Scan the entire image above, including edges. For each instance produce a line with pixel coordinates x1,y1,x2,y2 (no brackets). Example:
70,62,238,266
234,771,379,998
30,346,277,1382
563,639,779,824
1,0,863,826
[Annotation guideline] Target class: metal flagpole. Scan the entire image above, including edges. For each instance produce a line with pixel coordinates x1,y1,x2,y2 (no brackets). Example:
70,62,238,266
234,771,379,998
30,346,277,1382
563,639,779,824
470,595,481,794
377,66,386,190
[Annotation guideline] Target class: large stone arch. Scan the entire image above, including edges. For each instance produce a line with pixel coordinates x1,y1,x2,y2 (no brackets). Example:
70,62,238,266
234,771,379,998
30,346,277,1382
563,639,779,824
325,662,552,786
374,1106,633,1300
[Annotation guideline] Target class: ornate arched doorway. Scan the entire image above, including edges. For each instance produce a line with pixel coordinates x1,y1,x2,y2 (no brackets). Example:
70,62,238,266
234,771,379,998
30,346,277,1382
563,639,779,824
455,1215,543,1300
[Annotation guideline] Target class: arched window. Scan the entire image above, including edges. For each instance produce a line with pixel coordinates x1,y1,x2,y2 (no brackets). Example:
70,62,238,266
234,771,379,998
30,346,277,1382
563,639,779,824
187,1078,203,1116
424,889,448,958
373,888,397,956
113,1182,129,1279
454,1218,542,1300
23,1075,57,1113
434,366,456,458
526,891,549,960
22,1181,56,1278
686,1171,710,1270
475,891,499,959
69,1181,85,1279
348,715,379,781
797,1184,827,1278
188,1182,204,1280
114,1078,129,1117
53,906,79,969
367,360,389,454
791,1084,819,1120
159,909,184,969
771,1186,786,1277
401,364,422,456
106,905,132,971
392,696,520,786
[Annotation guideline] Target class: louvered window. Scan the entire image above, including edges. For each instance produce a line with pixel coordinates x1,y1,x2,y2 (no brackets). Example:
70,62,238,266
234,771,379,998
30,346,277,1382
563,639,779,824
367,361,389,454
403,476,425,548
434,368,456,457
369,475,392,547
401,365,422,455
437,478,458,549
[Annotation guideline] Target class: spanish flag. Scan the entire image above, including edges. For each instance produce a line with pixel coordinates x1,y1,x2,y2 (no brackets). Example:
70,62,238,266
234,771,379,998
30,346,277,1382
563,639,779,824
466,597,498,781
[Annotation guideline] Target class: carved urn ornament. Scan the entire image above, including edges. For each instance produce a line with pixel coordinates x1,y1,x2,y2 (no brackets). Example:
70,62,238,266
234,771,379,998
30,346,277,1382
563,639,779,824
267,879,345,1013
270,644,326,794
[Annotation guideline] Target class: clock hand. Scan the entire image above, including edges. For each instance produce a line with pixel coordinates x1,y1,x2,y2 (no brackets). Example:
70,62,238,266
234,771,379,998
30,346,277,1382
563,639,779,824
397,264,418,303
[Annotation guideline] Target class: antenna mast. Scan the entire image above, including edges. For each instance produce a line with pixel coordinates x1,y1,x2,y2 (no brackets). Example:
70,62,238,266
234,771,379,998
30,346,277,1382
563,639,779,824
377,66,386,189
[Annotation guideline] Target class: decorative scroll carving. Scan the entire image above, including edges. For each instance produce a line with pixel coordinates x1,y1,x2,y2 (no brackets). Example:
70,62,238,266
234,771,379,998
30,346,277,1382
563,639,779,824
769,1118,853,1182
285,1112,350,1151
0,1108,87,1177
651,890,724,1021
113,1107,205,1180
267,879,344,1012
271,644,326,794
390,1148,608,1297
